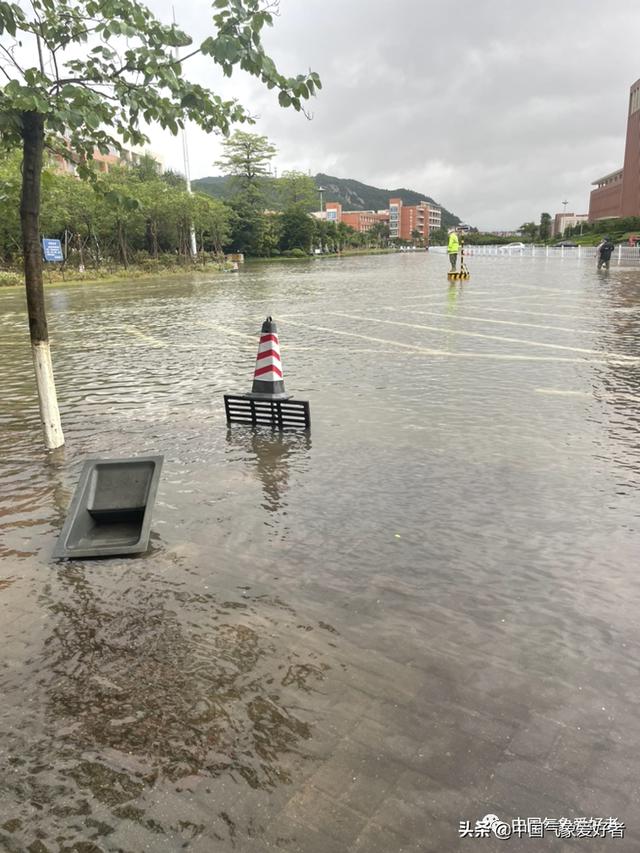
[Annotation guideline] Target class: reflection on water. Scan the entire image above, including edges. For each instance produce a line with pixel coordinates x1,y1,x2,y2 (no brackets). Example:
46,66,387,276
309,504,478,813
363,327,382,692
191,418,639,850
0,450,70,560
589,272,640,491
225,428,312,514
2,255,640,850
446,281,464,314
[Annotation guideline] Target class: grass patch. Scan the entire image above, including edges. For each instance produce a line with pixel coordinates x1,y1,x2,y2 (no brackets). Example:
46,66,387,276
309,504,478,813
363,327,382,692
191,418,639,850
0,261,230,289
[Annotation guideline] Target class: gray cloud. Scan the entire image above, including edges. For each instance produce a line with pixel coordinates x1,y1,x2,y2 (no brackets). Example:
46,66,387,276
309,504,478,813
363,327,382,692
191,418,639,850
147,0,639,229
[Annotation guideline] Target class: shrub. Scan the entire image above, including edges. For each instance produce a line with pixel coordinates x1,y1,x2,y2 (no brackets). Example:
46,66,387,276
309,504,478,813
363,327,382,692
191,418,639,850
0,270,22,287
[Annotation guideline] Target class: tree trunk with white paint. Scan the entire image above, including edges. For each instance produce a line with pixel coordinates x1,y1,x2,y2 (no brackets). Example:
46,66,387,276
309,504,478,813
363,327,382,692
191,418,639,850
20,111,65,450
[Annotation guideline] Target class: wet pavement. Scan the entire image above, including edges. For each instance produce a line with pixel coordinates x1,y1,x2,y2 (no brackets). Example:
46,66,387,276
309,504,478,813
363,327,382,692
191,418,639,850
1,252,640,851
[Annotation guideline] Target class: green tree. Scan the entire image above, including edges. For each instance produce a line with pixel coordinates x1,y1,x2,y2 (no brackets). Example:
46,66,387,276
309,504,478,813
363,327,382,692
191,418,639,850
324,221,338,253
312,218,338,253
93,168,145,267
519,222,539,241
172,191,199,261
133,153,162,183
191,193,231,258
215,130,277,199
136,178,180,259
227,195,265,255
0,151,22,262
0,0,320,449
369,221,389,247
214,131,281,255
161,169,189,189
429,227,447,246
40,167,97,267
280,206,313,253
336,221,355,251
539,212,552,241
255,212,282,257
277,170,317,212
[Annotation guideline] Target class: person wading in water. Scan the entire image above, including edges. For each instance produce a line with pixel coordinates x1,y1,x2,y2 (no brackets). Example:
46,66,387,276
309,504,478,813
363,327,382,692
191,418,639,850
596,236,615,270
447,228,460,271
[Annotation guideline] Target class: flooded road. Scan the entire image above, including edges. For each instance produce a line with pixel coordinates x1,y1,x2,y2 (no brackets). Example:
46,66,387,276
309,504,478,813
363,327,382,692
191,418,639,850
1,252,640,851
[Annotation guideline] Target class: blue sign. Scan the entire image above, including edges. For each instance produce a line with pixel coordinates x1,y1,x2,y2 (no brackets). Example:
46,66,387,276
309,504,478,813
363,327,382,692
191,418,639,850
42,238,64,262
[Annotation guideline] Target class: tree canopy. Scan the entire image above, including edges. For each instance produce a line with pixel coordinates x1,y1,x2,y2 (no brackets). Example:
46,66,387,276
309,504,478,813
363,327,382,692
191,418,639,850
539,212,552,241
214,130,277,192
277,170,318,213
0,0,321,169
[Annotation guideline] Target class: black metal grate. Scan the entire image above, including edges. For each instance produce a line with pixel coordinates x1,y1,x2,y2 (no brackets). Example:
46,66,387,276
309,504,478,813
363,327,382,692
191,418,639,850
224,395,311,430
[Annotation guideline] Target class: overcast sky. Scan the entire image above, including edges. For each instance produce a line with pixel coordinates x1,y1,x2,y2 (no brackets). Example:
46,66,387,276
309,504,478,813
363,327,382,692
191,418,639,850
146,0,639,230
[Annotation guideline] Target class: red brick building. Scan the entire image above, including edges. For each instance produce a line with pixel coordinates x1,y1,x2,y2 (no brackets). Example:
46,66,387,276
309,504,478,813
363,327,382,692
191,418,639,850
324,197,441,241
342,210,387,232
589,170,624,221
389,198,441,242
589,79,640,221
324,201,342,224
620,81,640,217
324,202,387,232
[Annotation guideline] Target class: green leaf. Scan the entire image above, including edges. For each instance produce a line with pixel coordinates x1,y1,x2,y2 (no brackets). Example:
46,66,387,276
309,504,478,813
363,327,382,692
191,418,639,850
84,111,100,130
0,1,17,36
200,36,216,55
278,91,291,108
180,92,199,109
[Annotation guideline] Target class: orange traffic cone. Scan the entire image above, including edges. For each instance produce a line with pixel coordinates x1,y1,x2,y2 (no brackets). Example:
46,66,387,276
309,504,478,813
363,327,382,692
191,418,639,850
247,317,290,400
224,317,310,430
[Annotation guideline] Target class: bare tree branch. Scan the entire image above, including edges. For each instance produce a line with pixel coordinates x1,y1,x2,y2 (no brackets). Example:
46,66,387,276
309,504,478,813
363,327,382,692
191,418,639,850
47,77,121,101
177,47,203,64
0,42,26,77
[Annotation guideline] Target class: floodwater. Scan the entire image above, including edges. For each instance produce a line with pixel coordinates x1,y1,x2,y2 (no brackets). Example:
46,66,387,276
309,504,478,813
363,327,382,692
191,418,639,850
1,252,640,852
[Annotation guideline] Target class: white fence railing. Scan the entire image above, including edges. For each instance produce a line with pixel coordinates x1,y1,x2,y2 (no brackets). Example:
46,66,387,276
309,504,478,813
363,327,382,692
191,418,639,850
429,244,640,262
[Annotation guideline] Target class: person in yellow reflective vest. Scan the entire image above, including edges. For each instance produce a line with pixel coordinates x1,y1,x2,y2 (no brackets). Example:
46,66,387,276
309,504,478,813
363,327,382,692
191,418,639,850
447,229,460,271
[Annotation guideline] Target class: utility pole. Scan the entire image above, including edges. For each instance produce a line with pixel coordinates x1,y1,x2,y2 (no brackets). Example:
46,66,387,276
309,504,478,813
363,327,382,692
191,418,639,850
173,8,197,258
318,185,325,213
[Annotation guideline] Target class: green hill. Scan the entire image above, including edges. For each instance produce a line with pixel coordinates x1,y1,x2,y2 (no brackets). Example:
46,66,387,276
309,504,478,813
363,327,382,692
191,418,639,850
191,175,232,199
192,173,461,228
